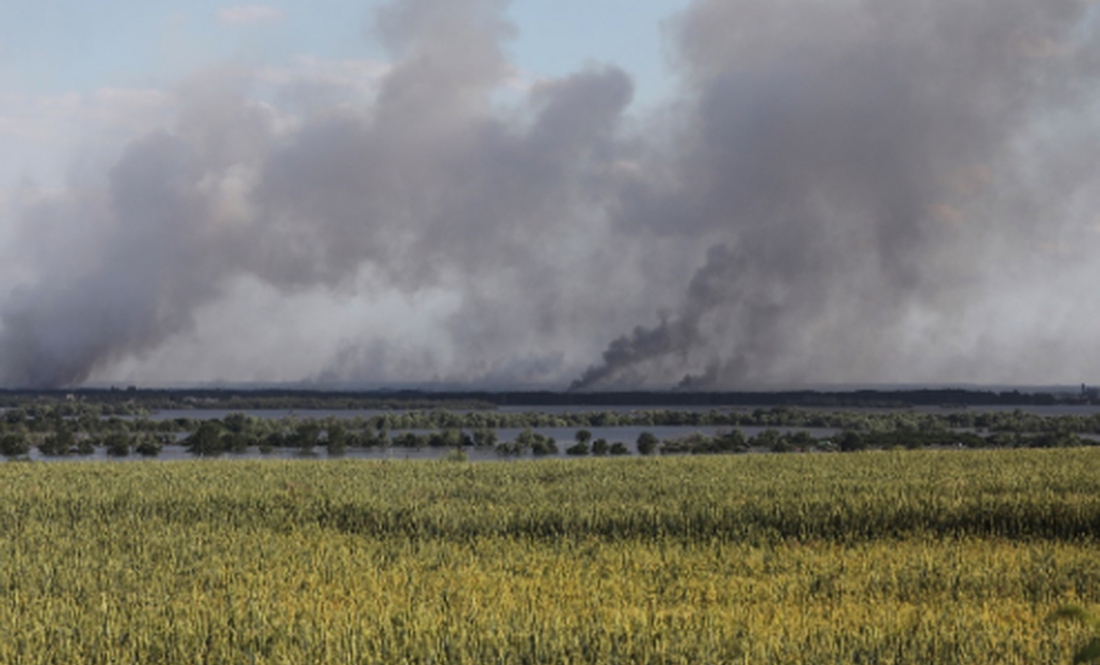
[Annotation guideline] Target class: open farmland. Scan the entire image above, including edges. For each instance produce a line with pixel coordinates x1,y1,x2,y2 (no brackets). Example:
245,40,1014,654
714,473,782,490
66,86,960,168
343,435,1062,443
2,450,1100,663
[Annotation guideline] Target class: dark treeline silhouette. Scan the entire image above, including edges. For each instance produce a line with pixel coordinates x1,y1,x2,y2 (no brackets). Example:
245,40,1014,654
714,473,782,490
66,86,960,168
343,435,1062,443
0,386,1090,414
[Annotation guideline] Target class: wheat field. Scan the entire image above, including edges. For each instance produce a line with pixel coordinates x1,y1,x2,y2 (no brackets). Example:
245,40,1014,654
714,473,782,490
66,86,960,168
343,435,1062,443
1,450,1099,663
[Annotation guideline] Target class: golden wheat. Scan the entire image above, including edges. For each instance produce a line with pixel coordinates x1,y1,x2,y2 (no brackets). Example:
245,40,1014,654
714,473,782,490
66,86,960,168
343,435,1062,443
1,450,1098,663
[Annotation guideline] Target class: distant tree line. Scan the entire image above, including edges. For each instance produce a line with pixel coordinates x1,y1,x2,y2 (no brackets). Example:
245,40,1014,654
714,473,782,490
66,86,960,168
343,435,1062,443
2,408,1098,460
0,391,497,416
0,386,1092,415
5,401,1100,460
9,403,1100,436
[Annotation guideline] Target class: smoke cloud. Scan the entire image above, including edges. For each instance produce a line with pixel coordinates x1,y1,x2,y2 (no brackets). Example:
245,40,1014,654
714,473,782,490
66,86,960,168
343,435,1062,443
1,0,1099,388
575,0,1100,388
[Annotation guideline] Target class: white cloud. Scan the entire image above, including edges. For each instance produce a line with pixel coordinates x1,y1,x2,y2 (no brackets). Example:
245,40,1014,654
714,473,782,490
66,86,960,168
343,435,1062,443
217,5,286,25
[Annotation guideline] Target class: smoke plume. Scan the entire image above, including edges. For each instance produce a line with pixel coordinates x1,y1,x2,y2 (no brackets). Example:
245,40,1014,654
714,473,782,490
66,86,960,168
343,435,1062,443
2,0,1100,388
575,0,1100,388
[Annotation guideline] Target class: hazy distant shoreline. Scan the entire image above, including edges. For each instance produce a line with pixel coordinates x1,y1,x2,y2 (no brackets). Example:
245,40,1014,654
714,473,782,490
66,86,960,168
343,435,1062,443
1,385,1096,412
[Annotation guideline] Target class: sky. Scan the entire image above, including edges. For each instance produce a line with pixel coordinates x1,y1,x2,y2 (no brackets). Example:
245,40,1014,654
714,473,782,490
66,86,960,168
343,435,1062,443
0,0,687,184
0,0,1098,389
0,1,686,103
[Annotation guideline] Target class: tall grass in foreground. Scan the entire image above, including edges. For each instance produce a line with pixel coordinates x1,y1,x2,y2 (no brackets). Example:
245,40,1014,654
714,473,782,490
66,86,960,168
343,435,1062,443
1,450,1099,663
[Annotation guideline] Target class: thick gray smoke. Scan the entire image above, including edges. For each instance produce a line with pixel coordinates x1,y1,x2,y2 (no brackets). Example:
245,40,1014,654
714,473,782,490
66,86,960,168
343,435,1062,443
0,0,638,387
2,0,1099,388
574,0,1100,388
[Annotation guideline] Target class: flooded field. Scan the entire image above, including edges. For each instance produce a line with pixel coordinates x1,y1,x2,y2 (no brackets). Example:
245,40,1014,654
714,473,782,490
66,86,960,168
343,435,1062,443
18,400,1100,463
28,424,840,462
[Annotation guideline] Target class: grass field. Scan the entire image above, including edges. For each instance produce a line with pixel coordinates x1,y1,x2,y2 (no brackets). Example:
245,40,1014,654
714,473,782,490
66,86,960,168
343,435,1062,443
2,450,1100,663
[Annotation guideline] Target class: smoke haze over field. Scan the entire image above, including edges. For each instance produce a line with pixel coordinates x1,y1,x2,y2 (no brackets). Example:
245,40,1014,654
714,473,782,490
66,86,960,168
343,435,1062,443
1,0,1100,388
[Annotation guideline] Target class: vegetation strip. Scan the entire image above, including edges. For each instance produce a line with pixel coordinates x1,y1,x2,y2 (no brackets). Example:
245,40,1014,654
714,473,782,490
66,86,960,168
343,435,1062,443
6,404,1100,458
